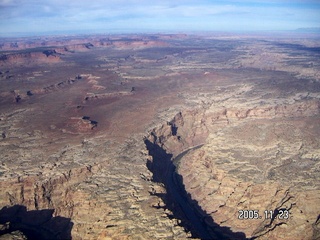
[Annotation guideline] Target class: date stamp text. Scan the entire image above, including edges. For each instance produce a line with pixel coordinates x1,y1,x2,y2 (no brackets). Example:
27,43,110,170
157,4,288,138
238,209,290,220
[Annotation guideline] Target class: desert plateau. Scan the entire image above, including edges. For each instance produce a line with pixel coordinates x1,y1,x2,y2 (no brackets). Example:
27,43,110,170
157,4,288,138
0,33,319,239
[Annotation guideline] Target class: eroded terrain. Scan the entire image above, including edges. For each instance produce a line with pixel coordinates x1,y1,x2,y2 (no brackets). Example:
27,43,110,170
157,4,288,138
0,33,319,239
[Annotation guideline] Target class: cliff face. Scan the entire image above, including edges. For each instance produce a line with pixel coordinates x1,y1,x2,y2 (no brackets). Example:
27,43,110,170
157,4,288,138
1,34,319,239
145,99,320,239
0,148,191,239
0,165,97,239
0,37,168,51
0,51,61,66
112,40,168,49
0,115,190,240
0,38,167,66
0,166,93,214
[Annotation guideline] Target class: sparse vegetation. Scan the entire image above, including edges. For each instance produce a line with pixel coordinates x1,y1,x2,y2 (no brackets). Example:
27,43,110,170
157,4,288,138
0,34,319,240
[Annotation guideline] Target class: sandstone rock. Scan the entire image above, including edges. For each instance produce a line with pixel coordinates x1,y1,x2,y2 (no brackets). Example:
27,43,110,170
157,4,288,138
1,34,319,239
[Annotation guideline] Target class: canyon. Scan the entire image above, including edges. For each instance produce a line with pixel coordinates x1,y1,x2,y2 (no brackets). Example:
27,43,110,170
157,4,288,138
0,33,319,239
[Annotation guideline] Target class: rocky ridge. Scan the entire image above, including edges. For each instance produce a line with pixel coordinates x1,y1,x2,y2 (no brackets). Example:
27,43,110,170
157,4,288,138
0,51,61,66
0,36,168,66
0,34,319,239
144,93,320,239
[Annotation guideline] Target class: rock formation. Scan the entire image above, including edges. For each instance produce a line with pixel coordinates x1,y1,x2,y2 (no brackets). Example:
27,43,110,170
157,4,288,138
0,33,319,239
145,97,320,239
0,51,61,66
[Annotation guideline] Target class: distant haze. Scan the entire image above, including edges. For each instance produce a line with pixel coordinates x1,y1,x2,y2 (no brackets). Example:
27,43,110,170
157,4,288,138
0,0,320,37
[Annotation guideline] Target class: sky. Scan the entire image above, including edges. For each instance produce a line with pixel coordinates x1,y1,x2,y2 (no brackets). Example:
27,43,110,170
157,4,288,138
0,0,320,36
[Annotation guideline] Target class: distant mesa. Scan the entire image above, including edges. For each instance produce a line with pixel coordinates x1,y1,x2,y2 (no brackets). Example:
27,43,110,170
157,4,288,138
42,49,57,57
85,43,94,49
32,77,82,95
0,36,168,52
10,42,18,48
66,116,99,132
64,44,91,52
0,37,169,66
81,116,98,130
0,50,61,66
83,91,133,102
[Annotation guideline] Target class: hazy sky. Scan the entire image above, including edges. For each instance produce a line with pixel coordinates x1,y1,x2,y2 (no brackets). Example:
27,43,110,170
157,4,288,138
0,0,319,36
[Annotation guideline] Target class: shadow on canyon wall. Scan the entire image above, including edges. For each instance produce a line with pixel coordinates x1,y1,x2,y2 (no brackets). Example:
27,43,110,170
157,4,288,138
145,138,248,240
0,205,73,240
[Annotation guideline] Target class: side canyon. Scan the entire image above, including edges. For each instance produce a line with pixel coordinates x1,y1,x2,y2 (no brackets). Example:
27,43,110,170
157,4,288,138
0,34,319,239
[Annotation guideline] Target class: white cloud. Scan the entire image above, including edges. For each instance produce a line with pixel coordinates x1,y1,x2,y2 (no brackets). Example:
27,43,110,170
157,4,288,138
0,0,319,35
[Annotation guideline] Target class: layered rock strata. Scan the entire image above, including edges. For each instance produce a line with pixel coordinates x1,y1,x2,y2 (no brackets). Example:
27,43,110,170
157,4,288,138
145,99,320,239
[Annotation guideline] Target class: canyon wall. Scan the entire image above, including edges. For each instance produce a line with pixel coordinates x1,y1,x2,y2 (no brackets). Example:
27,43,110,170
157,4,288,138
145,99,320,239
